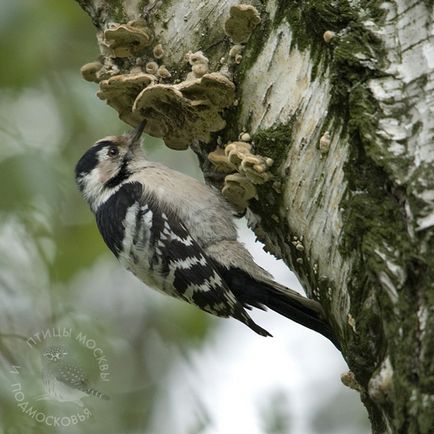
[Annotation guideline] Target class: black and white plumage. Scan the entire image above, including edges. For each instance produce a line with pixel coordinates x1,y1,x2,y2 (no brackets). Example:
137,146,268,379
75,123,340,349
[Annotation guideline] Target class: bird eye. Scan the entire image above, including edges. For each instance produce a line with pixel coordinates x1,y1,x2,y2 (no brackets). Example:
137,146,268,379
108,146,119,157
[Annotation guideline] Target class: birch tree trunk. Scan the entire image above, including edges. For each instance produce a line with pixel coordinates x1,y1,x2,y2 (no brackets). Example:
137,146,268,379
75,0,434,432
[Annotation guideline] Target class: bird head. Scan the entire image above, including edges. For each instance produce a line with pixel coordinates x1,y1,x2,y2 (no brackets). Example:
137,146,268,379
75,121,146,211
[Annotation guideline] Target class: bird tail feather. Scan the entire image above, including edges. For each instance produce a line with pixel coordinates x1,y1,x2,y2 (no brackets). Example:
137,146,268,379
220,266,340,350
258,279,341,350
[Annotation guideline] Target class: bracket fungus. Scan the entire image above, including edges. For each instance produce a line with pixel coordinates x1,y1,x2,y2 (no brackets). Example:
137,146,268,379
224,4,261,43
229,44,244,59
208,147,237,173
153,43,164,59
157,65,171,79
323,31,336,44
177,72,234,107
145,61,159,75
97,71,156,126
83,40,234,149
229,45,244,65
132,73,235,150
319,131,331,154
225,141,252,167
185,50,209,66
103,20,153,58
80,61,103,83
208,139,274,210
239,132,251,142
239,154,273,184
225,141,273,184
192,63,209,78
222,173,257,212
185,50,210,79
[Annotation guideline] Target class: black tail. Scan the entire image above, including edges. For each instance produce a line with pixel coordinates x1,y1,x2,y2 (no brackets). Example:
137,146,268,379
258,284,341,350
220,267,341,350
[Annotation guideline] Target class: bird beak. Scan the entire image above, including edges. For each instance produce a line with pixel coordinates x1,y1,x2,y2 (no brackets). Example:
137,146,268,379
128,120,146,149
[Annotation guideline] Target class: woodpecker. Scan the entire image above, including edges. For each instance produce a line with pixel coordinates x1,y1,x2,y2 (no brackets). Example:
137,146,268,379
75,122,340,349
40,344,109,404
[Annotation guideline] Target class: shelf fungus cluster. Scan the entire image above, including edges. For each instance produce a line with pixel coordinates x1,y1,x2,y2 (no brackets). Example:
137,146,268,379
185,50,209,80
98,68,156,126
79,5,262,152
208,136,274,211
222,5,261,69
81,15,236,150
133,72,235,149
224,4,261,43
103,20,153,58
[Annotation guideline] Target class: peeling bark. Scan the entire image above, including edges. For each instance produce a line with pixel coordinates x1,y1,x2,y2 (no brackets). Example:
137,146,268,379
75,0,434,432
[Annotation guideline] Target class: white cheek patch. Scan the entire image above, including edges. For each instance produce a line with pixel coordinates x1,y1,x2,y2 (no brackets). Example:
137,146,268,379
79,145,127,212
82,168,123,212
98,159,119,184
82,168,103,203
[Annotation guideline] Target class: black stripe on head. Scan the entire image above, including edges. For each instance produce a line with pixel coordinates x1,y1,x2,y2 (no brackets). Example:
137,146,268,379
75,141,113,181
104,158,131,189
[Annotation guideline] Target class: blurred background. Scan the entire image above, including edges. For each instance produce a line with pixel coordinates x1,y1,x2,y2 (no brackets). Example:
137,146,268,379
0,1,370,433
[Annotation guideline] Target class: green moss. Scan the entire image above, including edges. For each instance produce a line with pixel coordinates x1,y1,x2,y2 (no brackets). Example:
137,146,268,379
276,0,355,47
322,3,434,431
272,0,358,79
338,59,413,288
252,120,295,170
105,0,128,22
246,120,290,217
235,7,273,86
341,163,407,262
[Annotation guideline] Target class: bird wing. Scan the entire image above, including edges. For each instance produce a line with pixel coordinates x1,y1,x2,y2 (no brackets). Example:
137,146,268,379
145,195,243,319
151,207,272,336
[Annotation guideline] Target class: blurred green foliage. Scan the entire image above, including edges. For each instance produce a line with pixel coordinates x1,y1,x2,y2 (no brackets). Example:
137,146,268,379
0,1,213,432
0,0,97,87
